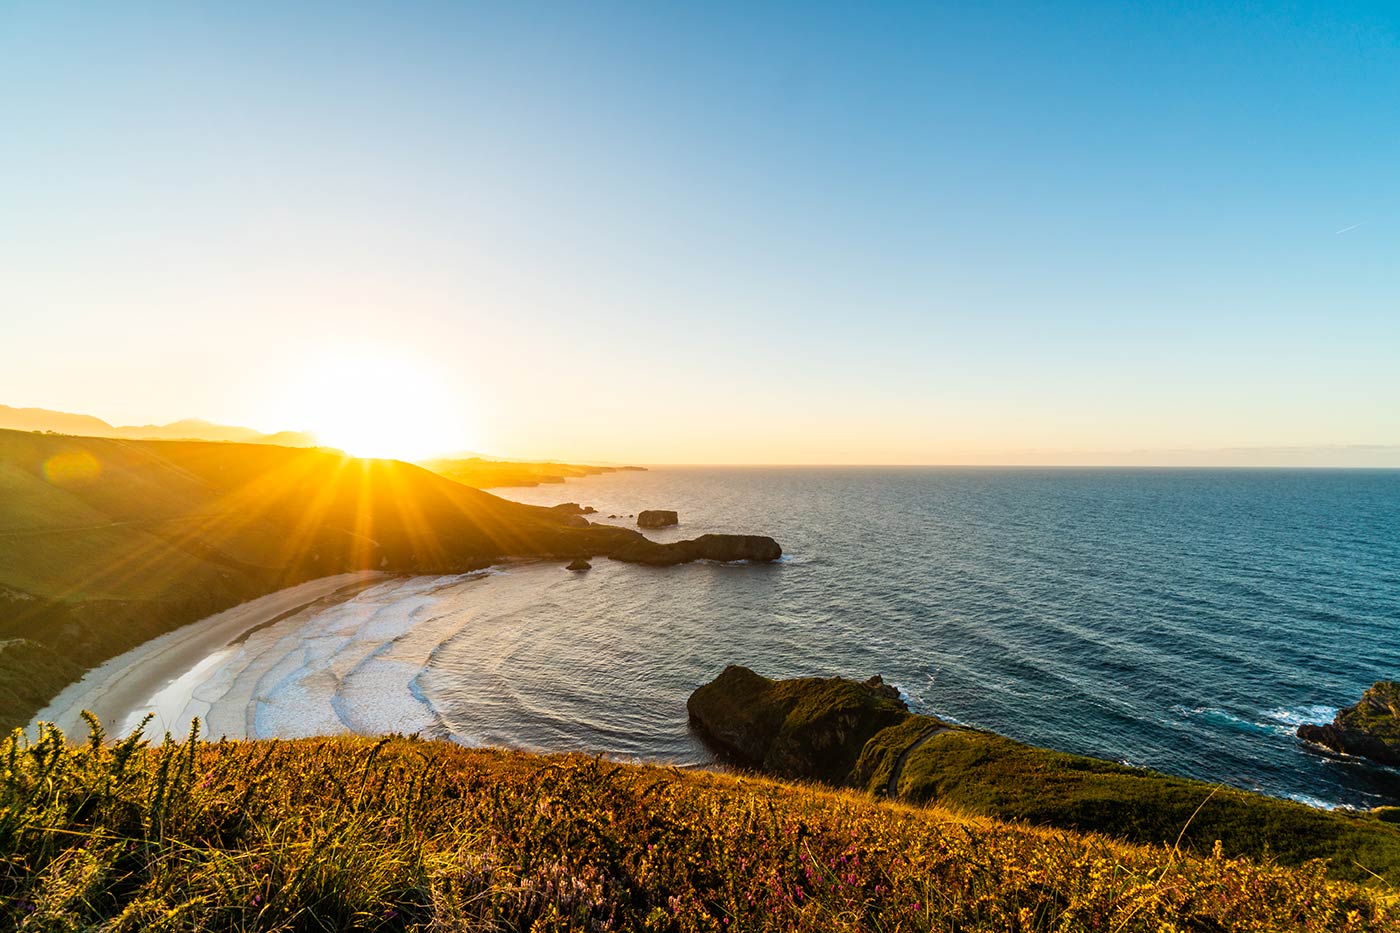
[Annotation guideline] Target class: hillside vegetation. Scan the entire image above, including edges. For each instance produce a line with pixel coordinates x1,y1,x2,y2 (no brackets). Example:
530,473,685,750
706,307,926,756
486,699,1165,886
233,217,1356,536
0,430,773,728
689,667,1400,886
0,723,1392,932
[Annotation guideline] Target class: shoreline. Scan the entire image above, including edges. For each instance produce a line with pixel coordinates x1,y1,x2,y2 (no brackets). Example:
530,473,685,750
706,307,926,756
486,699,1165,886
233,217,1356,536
28,572,391,742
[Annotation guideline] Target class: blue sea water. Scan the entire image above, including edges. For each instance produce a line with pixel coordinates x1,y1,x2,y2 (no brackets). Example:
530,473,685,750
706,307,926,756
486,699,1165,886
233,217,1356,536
459,467,1400,809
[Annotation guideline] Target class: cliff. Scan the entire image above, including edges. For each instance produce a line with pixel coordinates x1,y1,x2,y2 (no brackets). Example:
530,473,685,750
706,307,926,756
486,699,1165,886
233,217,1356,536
686,665,909,783
687,666,1400,884
1299,682,1400,766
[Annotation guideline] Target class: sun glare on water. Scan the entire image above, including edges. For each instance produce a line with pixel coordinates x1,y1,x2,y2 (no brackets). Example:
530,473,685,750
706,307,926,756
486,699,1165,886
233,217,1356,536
281,351,474,462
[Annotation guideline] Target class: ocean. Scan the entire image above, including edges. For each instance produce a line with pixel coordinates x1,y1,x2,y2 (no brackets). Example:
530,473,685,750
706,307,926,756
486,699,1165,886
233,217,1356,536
175,467,1400,809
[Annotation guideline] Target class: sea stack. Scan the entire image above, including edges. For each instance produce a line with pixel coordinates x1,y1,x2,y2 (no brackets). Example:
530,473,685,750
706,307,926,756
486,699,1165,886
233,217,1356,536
566,557,592,572
637,509,679,529
1297,681,1400,766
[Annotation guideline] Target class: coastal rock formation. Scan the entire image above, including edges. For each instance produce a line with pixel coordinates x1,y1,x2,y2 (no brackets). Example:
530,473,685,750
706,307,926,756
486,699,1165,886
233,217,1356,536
609,533,781,566
637,510,678,529
565,558,592,572
864,674,902,703
1298,682,1400,766
686,667,1400,881
686,665,909,784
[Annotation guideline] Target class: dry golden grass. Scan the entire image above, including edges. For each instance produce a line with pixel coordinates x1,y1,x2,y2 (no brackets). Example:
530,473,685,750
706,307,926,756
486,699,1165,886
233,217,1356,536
0,722,1393,931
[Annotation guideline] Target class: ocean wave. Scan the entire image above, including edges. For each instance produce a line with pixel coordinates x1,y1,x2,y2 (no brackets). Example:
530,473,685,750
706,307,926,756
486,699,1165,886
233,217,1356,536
1282,792,1347,811
1261,704,1338,728
1172,705,1290,737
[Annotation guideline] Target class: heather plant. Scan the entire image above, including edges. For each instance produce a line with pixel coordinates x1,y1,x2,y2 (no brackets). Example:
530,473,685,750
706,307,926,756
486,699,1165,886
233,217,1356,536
0,721,1393,931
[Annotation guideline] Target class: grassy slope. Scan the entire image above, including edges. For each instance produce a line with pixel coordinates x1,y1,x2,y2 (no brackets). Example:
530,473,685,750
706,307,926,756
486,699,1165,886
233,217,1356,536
859,719,1400,887
0,640,82,731
693,669,1400,886
0,430,703,729
1,726,1392,932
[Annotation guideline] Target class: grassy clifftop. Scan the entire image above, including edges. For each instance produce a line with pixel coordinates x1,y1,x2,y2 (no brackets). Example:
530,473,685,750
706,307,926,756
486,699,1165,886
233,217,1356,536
0,724,1391,932
689,667,1400,886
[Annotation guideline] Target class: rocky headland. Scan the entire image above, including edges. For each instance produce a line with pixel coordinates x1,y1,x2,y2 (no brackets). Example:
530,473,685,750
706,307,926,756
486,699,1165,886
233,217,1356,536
687,665,911,783
1298,682,1400,766
686,666,1400,884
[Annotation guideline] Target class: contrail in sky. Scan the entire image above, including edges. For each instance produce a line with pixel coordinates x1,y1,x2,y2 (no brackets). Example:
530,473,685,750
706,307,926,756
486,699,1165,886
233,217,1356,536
1334,222,1364,235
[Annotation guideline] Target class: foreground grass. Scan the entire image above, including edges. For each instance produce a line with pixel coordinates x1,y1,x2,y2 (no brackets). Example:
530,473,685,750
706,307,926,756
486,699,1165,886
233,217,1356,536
0,723,1394,931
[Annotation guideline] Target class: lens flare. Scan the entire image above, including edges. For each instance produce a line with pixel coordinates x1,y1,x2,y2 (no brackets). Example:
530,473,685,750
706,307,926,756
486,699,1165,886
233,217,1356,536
42,451,102,485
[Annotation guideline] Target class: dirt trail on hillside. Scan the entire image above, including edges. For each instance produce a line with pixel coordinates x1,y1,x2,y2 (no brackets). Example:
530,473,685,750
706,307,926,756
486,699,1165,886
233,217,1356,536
887,726,953,799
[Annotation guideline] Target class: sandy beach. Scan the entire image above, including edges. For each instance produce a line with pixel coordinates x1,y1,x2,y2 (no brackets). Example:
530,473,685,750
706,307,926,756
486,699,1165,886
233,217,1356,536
29,572,390,741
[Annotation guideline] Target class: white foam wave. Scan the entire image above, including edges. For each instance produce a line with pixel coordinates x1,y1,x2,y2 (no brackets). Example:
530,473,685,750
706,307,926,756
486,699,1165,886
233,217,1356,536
1282,792,1346,811
1261,704,1338,728
124,575,491,741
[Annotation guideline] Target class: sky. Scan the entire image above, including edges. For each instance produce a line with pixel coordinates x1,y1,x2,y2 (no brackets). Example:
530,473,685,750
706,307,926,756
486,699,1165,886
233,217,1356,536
1,1,1398,465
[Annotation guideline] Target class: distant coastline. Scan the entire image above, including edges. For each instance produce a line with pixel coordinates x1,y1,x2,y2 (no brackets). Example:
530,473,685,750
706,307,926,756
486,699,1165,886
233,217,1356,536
418,455,646,489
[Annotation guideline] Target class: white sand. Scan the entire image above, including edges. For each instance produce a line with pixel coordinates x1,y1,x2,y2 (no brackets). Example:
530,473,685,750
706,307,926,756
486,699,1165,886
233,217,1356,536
28,572,389,742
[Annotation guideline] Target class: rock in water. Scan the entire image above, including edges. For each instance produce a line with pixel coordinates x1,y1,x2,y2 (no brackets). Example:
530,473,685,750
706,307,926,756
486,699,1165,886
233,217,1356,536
637,510,679,529
694,534,780,562
608,533,782,565
566,558,592,572
1297,681,1400,766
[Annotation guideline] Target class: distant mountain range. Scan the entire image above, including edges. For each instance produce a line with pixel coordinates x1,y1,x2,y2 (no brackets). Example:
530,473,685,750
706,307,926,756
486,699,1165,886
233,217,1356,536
0,405,317,448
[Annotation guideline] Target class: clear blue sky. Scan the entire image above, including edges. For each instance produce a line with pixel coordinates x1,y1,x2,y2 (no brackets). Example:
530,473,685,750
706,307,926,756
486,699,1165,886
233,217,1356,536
2,2,1397,463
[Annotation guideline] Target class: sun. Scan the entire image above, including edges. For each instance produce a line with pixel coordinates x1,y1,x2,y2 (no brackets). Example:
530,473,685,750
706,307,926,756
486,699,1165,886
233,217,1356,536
279,349,476,461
